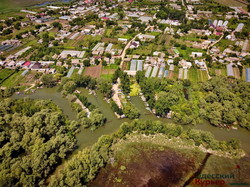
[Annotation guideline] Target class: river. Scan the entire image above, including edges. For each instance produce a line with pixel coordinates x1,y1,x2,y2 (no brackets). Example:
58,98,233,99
13,87,250,155
34,0,73,7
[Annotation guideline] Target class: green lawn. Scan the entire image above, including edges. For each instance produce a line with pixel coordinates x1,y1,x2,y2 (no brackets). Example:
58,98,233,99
188,68,199,82
1,70,25,87
215,0,248,11
0,69,16,84
71,68,80,77
117,34,133,40
104,64,119,69
101,74,113,80
180,34,201,42
77,35,102,48
146,32,161,36
177,47,205,60
104,28,112,37
132,43,157,56
215,39,235,51
198,70,209,82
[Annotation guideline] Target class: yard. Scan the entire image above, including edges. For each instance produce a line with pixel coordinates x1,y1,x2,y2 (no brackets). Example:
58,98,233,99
197,70,209,82
84,64,102,78
215,39,235,51
188,68,199,82
188,68,209,82
176,47,205,60
180,34,202,42
100,74,113,80
132,43,160,56
101,64,118,80
215,0,248,11
0,70,26,88
0,69,16,84
75,35,102,48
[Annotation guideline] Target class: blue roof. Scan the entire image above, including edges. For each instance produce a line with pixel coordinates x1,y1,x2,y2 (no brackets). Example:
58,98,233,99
164,70,168,77
246,68,250,82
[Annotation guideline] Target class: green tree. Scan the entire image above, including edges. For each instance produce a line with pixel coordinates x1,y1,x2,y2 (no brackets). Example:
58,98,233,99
123,103,140,119
41,74,56,88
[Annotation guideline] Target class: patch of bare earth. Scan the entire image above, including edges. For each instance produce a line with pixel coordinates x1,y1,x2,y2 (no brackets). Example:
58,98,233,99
90,146,198,187
233,68,240,79
169,71,174,79
84,64,102,78
215,69,221,76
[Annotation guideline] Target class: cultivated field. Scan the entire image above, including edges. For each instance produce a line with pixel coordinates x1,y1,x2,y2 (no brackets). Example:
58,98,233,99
233,68,241,79
0,69,15,84
84,64,102,78
215,0,248,10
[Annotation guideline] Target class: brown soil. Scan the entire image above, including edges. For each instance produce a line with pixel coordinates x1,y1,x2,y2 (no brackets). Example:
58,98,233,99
215,69,221,75
233,68,240,79
84,64,102,78
90,146,198,187
101,38,118,43
169,71,173,79
22,73,35,85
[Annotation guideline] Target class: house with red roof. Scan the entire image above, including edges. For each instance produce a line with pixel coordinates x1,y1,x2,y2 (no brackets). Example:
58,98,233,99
23,61,31,69
102,17,110,20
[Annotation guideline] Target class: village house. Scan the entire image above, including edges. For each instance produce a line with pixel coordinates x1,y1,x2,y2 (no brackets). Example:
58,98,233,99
191,52,203,58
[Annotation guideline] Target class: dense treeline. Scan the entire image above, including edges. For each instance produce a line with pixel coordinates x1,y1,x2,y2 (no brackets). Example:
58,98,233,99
0,98,78,186
156,5,185,22
200,76,250,129
136,71,201,125
49,120,242,186
0,87,16,98
136,71,250,129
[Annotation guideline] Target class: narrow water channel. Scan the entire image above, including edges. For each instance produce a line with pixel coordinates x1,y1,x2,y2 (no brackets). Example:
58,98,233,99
12,87,250,155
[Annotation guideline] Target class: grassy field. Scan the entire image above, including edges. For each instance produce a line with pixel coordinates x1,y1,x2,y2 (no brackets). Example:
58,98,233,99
176,47,205,60
180,34,202,42
103,64,119,70
215,39,235,51
1,70,25,87
188,68,199,82
0,0,57,12
132,43,160,56
198,70,209,82
100,74,113,80
104,29,112,37
215,0,248,11
0,69,16,84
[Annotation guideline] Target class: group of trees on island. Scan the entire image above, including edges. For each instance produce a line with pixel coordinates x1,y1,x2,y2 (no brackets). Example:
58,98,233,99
199,76,250,129
57,76,107,130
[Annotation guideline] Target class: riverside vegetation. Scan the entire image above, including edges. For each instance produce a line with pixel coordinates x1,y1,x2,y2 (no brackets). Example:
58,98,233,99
49,120,243,186
0,98,79,186
0,74,248,186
